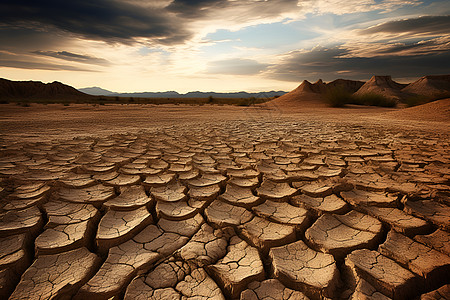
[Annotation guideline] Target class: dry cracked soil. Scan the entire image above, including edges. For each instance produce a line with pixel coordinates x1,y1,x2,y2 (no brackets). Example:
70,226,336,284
0,103,449,300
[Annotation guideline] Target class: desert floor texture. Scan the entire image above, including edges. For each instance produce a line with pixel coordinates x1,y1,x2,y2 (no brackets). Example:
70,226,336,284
0,101,449,300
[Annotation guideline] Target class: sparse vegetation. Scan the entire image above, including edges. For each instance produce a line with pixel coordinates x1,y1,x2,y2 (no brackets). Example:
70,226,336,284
325,88,396,108
352,93,397,107
2,94,272,106
325,87,351,107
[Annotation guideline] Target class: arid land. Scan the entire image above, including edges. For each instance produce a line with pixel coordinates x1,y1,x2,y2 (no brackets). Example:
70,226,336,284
0,100,449,299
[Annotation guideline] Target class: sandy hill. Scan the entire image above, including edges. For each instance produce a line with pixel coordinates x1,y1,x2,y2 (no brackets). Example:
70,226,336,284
266,80,327,109
354,75,406,100
0,78,90,101
326,79,365,93
402,75,450,98
288,80,327,94
382,98,450,122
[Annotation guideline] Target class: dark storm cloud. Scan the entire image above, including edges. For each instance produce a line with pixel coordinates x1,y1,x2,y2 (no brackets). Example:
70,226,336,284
32,51,110,66
0,0,191,44
0,0,301,46
361,15,450,35
269,45,450,82
167,0,225,18
207,58,269,75
0,27,64,51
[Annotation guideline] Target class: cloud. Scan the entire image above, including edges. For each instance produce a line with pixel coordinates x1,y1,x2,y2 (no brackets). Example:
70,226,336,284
0,0,448,84
360,15,450,35
302,0,421,15
32,51,110,66
0,0,190,44
341,35,450,58
0,0,425,48
268,44,450,81
167,0,225,18
0,50,97,72
0,27,66,51
0,59,95,72
207,58,269,75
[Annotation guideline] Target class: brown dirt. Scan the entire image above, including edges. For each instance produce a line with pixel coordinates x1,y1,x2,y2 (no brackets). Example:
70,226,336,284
380,99,450,123
1,99,449,300
0,100,448,143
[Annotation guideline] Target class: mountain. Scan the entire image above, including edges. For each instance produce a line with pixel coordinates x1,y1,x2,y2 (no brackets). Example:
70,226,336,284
402,75,450,98
354,75,406,100
0,78,90,101
78,87,287,99
78,87,115,96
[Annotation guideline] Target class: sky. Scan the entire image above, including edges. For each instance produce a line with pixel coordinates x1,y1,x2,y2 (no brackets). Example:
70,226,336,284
0,0,449,93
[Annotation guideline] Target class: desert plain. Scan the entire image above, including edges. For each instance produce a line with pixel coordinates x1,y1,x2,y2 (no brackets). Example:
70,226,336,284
0,95,449,300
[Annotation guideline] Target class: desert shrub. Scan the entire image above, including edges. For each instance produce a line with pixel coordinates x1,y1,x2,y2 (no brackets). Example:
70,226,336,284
325,87,352,107
325,88,396,108
236,98,254,106
353,93,397,107
21,102,30,107
0,100,9,104
63,102,70,106
208,96,214,103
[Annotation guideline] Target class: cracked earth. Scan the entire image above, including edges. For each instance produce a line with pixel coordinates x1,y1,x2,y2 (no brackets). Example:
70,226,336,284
0,104,449,299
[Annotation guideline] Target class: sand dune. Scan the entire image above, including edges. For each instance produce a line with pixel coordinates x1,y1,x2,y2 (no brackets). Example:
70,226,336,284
382,98,450,122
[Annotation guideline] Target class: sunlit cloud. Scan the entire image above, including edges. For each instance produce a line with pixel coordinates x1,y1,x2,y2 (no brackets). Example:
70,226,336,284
207,58,270,75
0,0,448,92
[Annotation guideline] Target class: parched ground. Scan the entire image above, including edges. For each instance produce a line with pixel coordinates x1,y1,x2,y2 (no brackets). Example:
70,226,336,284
0,102,449,300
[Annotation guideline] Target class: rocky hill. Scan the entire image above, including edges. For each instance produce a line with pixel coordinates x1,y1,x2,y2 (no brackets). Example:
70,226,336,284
269,79,366,106
0,78,90,101
402,75,450,98
354,76,406,100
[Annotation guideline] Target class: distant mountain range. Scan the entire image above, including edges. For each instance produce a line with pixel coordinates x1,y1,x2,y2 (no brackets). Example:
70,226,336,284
2,75,448,104
78,86,288,99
